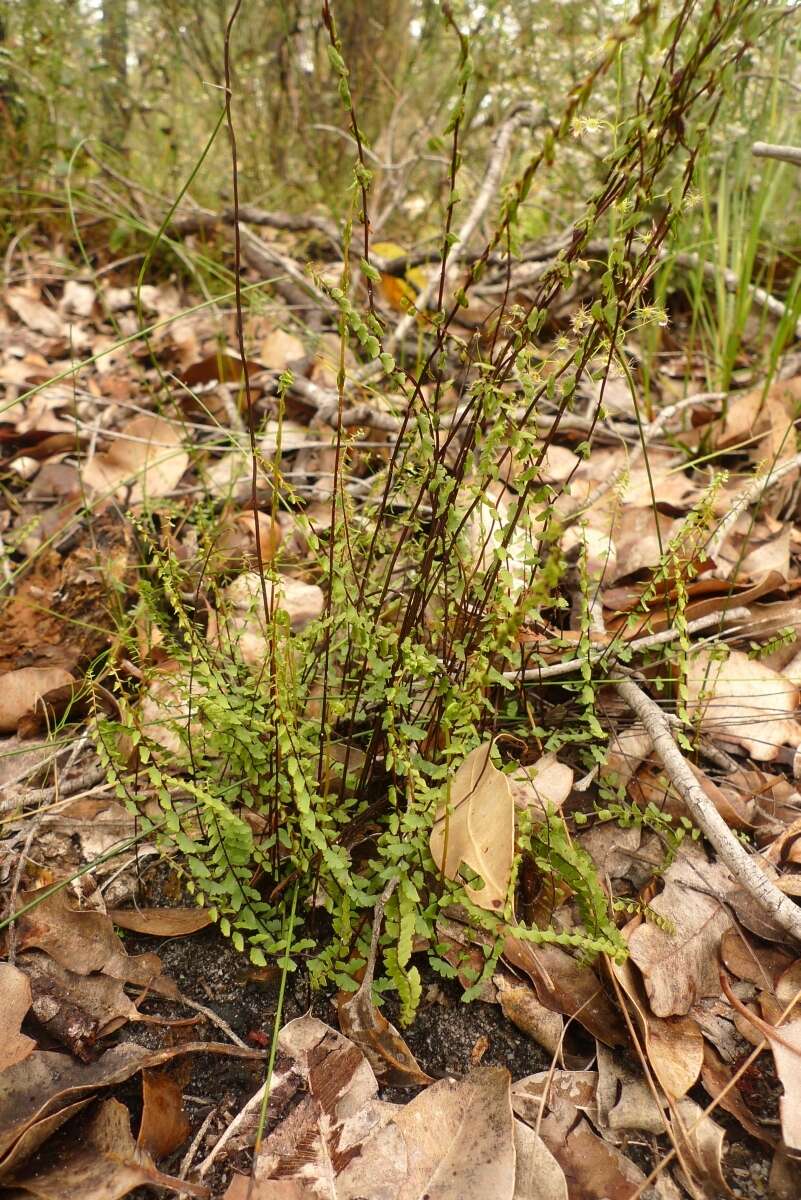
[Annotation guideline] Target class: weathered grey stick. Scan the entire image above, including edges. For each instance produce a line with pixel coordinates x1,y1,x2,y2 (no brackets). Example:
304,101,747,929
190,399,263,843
616,675,801,944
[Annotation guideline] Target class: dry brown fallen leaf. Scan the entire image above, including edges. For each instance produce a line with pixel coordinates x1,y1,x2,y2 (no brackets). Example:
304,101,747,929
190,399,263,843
82,414,189,502
5,288,67,338
502,935,626,1047
0,964,36,1072
18,949,138,1059
607,949,704,1099
494,973,565,1059
596,1043,665,1134
700,1042,777,1148
237,1016,523,1200
684,648,801,762
0,666,75,733
207,571,325,666
383,1066,516,1200
214,510,282,573
0,1040,262,1179
512,1118,568,1200
61,279,95,319
137,1068,191,1161
756,1018,801,1152
107,908,213,937
627,845,733,1018
509,753,574,821
5,1097,206,1200
12,885,177,998
429,741,514,912
260,327,305,370
672,1096,734,1199
512,1071,647,1200
713,378,801,476
337,974,432,1088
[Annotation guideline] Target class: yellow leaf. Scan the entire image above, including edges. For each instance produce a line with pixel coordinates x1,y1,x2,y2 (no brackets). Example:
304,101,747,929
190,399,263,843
429,741,514,912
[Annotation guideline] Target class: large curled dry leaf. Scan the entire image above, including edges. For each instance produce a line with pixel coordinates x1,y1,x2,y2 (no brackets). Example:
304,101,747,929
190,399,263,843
5,1097,206,1200
0,667,75,732
684,648,801,761
82,415,189,502
429,742,514,912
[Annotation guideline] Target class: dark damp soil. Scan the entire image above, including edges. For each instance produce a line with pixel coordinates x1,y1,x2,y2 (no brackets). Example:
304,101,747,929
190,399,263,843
114,917,778,1200
27,857,780,1200
109,913,552,1199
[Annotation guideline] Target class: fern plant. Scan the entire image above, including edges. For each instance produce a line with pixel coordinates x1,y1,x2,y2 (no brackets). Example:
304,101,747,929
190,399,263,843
95,0,767,1020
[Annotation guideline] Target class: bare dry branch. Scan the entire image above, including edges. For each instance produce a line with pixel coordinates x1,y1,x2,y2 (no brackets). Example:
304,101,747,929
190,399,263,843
616,675,801,944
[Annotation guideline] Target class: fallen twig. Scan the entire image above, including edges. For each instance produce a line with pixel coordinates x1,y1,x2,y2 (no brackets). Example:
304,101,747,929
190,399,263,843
507,606,751,683
752,141,801,168
707,449,801,563
615,674,801,943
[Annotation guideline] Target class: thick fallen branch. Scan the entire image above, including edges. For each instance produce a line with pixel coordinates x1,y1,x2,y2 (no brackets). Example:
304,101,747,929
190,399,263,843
616,675,801,944
752,141,801,168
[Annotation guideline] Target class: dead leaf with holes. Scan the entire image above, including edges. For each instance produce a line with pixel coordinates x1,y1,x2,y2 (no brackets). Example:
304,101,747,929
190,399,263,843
82,415,189,502
429,741,514,912
5,1097,206,1199
684,648,801,761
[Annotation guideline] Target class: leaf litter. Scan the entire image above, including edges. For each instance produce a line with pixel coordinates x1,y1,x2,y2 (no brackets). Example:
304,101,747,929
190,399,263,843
5,221,801,1200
